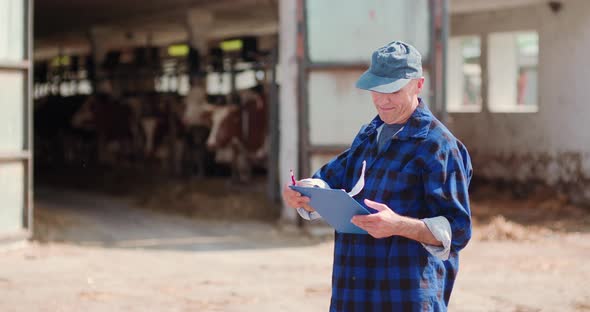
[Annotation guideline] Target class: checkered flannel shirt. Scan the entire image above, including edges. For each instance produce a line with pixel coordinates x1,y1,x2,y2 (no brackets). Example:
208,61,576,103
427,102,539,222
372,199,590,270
311,100,473,311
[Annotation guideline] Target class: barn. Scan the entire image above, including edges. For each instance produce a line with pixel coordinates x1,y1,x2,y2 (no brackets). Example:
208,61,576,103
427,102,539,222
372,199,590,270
1,0,588,244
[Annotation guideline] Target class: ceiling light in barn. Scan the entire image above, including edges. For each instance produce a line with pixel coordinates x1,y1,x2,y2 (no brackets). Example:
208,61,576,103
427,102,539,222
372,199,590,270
220,39,243,52
50,55,70,67
168,44,189,57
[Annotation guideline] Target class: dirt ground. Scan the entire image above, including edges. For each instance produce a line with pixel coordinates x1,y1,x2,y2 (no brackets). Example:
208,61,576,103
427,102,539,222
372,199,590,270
1,181,589,312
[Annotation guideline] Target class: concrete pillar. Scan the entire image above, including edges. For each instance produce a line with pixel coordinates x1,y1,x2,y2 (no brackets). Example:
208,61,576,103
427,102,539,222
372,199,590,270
278,0,299,222
88,27,117,96
186,9,214,55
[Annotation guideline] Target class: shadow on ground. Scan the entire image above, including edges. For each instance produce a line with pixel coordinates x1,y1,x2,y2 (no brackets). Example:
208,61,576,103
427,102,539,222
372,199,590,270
33,186,327,253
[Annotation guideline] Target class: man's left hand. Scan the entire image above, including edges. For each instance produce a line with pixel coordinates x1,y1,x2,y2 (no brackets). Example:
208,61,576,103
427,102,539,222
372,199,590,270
351,199,402,239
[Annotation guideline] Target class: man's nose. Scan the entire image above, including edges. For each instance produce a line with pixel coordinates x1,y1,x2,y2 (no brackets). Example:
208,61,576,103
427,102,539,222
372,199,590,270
374,94,389,105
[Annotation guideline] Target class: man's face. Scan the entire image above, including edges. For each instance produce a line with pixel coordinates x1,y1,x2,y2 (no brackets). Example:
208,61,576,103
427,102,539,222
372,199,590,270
370,78,424,124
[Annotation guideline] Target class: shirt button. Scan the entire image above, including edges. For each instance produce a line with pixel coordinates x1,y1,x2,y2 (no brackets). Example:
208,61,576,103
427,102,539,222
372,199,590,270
352,239,358,244
352,276,356,281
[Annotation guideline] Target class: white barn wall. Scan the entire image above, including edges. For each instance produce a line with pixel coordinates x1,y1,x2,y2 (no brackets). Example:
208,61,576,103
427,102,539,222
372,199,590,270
448,0,590,202
308,70,375,146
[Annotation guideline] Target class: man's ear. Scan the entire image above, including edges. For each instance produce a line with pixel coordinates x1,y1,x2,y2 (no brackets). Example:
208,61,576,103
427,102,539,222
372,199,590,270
416,77,425,94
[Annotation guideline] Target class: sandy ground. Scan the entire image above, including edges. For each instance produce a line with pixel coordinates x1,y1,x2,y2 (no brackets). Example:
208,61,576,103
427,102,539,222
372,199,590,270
1,186,589,312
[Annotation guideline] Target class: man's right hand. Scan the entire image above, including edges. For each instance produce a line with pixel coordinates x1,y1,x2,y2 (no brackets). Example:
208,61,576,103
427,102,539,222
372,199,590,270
282,183,314,212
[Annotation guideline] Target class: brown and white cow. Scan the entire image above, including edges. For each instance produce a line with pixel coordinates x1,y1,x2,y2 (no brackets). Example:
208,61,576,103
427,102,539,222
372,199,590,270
205,86,269,183
136,94,187,173
183,85,213,128
180,84,218,178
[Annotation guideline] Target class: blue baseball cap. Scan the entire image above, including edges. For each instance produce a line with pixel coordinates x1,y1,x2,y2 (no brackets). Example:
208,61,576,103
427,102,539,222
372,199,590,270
355,41,423,93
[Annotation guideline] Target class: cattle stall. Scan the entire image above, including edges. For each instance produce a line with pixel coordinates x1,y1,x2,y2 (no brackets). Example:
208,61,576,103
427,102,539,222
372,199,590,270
31,0,282,230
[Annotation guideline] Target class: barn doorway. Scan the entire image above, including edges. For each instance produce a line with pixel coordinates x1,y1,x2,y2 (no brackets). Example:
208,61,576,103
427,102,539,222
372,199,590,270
32,0,281,244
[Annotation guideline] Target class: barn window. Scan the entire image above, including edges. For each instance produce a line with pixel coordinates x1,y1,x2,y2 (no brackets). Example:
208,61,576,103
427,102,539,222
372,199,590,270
206,70,258,95
178,74,190,95
206,72,231,95
78,80,92,95
488,31,538,113
236,70,257,90
447,36,482,113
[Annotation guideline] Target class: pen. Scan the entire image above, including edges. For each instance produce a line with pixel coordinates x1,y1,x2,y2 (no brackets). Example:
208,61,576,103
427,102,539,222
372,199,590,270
290,169,296,185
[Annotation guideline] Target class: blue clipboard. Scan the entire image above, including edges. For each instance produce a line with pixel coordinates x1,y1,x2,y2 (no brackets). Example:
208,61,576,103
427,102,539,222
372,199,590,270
289,185,371,234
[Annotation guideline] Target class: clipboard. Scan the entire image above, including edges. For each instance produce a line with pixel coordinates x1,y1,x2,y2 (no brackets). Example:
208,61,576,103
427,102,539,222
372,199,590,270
290,185,371,234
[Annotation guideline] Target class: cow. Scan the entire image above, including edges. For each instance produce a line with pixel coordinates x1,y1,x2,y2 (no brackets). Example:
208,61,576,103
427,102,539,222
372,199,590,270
71,92,139,165
183,85,213,128
139,93,187,175
180,84,216,178
205,86,269,183
34,94,96,167
130,90,211,177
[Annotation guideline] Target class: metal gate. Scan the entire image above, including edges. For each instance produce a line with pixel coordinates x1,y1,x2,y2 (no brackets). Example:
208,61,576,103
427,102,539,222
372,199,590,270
0,0,33,243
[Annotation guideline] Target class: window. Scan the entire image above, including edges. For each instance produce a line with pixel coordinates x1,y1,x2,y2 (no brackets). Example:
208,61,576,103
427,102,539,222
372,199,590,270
205,70,258,95
154,57,190,95
488,31,538,112
447,36,482,112
33,55,95,98
205,72,229,95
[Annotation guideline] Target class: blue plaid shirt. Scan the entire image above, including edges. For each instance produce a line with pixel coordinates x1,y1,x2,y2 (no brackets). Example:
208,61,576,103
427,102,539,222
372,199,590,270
312,100,472,311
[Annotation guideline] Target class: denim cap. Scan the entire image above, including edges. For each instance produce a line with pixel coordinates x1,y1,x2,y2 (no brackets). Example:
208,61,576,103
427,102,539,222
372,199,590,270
355,41,423,93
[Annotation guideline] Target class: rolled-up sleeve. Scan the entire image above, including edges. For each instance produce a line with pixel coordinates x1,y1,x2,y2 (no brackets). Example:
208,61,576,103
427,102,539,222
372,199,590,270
423,144,473,254
421,216,452,260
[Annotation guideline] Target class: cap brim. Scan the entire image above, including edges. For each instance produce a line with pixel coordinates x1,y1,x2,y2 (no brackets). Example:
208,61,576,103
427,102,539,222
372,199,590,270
355,70,411,93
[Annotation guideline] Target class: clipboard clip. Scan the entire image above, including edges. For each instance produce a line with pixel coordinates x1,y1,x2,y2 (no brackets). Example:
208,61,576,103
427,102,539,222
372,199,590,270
290,159,366,197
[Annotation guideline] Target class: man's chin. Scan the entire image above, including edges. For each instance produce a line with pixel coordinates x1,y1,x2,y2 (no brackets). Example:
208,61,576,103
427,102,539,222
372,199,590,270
379,114,400,124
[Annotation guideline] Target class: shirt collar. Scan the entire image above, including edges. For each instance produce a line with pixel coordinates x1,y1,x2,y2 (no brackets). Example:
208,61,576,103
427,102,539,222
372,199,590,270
364,98,433,140
376,122,404,139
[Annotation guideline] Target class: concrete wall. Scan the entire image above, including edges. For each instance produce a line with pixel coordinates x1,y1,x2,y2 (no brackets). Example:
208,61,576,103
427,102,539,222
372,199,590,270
448,0,590,203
